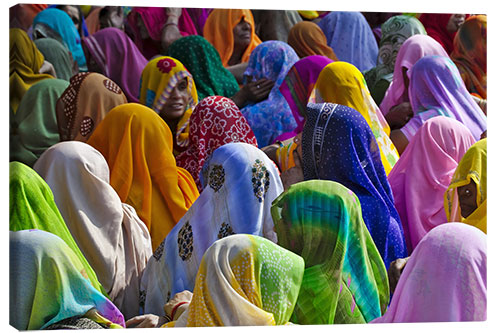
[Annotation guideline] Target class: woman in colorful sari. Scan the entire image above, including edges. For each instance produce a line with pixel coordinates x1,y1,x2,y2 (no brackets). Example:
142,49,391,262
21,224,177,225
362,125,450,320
310,61,399,174
302,103,407,268
287,21,338,61
444,138,486,234
34,38,76,81
387,116,476,253
240,41,299,147
82,27,148,103
363,15,427,105
140,142,283,316
33,141,153,320
10,229,125,330
371,222,486,323
56,72,127,142
175,96,258,191
32,8,87,71
87,103,199,251
317,11,378,72
271,180,389,324
9,161,104,294
390,56,487,154
10,78,68,167
418,13,467,54
139,56,197,155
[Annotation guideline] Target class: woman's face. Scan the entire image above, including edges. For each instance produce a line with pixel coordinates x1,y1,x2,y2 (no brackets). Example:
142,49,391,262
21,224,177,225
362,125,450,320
446,14,466,33
233,18,251,49
457,180,478,218
62,5,81,32
161,78,190,121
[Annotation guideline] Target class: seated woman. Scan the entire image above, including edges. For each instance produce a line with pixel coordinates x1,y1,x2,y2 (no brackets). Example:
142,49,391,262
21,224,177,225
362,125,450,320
419,13,467,54
363,15,427,106
445,138,486,233
203,9,262,83
34,38,77,81
87,103,199,251
139,143,283,316
175,96,258,191
388,116,476,253
271,180,390,325
82,27,148,103
371,223,486,323
9,161,104,294
139,56,198,155
10,229,125,330
287,21,338,61
34,141,153,320
389,55,487,155
301,103,407,268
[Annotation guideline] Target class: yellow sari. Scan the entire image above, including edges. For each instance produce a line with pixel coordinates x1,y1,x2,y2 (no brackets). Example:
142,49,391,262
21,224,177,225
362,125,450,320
310,61,399,174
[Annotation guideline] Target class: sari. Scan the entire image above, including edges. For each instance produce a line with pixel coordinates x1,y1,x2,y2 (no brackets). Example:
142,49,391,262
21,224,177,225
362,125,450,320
9,161,104,294
34,38,74,81
418,13,461,54
139,56,198,151
271,180,389,324
444,139,486,234
203,9,262,67
32,8,87,71
175,96,258,191
87,103,199,250
302,103,407,268
82,27,148,103
379,34,449,115
252,9,302,42
364,15,427,105
317,11,378,72
10,229,125,330
167,234,304,327
10,4,48,31
57,72,127,142
10,78,69,167
33,141,153,320
310,61,399,174
403,55,487,142
9,28,53,114
240,41,300,147
388,116,476,253
287,21,338,61
85,7,102,35
371,223,486,323
451,15,487,99
166,35,240,101
140,143,283,316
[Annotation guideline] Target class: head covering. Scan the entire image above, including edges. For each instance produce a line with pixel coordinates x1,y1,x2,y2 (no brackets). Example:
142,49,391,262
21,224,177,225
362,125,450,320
87,103,199,250
9,161,104,294
169,234,304,327
175,96,258,191
451,15,487,99
203,9,262,67
139,56,198,149
379,34,449,115
317,11,378,71
57,72,127,142
140,143,283,316
275,55,333,142
185,8,213,35
302,103,407,267
445,139,486,233
9,28,53,113
32,8,87,70
82,27,148,103
402,55,487,141
388,116,476,253
33,141,153,319
10,229,125,330
364,15,427,105
418,13,458,54
311,61,399,174
371,223,486,323
252,9,303,42
84,7,102,34
10,78,69,167
287,21,338,60
166,35,240,101
240,41,300,147
34,38,74,81
272,180,389,324
10,4,48,31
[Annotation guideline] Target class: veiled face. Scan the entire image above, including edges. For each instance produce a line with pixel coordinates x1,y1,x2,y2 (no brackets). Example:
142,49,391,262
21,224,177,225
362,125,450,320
446,14,466,33
161,78,190,120
233,18,251,49
457,180,478,218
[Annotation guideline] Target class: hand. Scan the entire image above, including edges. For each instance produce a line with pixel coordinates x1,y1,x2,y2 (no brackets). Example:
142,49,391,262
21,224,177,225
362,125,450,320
385,102,413,130
164,290,193,320
165,7,182,20
125,314,162,328
39,60,56,78
242,78,275,103
388,256,409,294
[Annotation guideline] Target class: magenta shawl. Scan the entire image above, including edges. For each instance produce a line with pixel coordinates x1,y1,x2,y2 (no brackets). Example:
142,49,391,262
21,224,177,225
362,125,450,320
387,116,476,253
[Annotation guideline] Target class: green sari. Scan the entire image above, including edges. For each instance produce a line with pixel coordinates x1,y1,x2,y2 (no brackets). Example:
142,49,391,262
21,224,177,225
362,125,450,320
271,180,389,324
